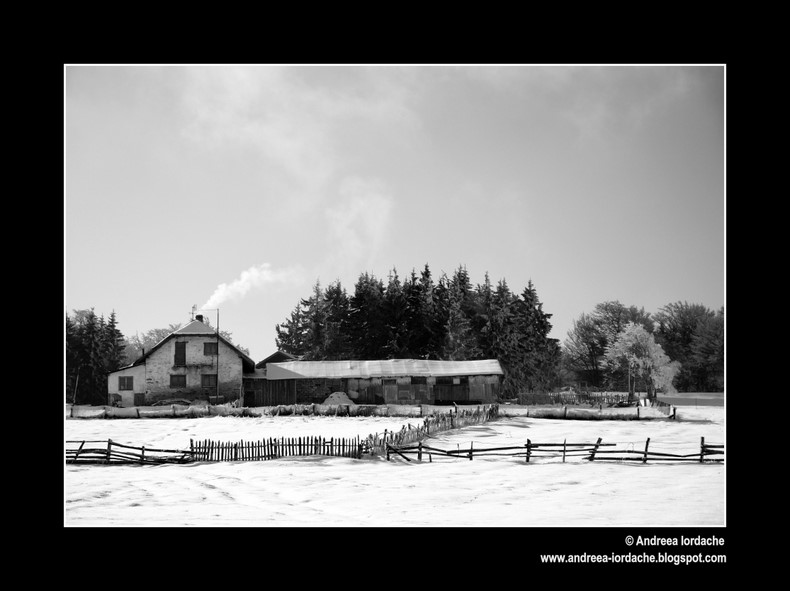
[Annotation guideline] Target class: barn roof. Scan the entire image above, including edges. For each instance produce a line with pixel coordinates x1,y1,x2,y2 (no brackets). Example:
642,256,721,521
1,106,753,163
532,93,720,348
265,359,504,380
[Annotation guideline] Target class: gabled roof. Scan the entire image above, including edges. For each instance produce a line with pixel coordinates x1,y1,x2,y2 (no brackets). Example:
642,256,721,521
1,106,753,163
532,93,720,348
255,350,299,369
121,319,256,372
173,319,220,335
265,359,504,380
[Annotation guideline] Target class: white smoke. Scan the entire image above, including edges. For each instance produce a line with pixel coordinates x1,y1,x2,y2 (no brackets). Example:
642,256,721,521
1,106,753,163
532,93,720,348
324,176,393,277
202,263,304,309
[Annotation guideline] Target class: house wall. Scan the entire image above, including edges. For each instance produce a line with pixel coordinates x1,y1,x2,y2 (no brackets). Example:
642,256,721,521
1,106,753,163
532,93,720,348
107,365,147,407
109,335,245,407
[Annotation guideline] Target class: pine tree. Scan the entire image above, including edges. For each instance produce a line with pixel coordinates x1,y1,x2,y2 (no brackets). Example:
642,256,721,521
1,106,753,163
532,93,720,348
275,304,308,356
323,281,352,360
382,268,410,358
104,311,126,371
347,272,387,359
301,281,329,360
444,269,480,361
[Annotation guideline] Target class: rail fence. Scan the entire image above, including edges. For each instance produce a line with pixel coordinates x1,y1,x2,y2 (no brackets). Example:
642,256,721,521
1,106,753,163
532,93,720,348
385,436,724,464
66,439,193,465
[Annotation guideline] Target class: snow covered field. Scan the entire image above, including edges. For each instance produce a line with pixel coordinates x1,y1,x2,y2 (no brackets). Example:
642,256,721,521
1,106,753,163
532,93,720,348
64,404,725,528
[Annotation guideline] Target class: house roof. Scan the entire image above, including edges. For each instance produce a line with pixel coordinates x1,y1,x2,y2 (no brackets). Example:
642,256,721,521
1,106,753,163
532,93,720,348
121,319,256,372
173,319,220,335
265,359,504,380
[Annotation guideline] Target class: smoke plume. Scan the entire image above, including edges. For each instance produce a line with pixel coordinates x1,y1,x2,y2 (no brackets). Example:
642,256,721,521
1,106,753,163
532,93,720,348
202,263,303,309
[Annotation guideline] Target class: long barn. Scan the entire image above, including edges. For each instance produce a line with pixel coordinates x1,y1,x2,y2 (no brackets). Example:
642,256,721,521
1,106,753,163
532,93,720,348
243,359,504,407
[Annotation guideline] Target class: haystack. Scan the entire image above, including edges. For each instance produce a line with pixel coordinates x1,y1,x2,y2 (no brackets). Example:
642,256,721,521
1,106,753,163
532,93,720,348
322,391,356,405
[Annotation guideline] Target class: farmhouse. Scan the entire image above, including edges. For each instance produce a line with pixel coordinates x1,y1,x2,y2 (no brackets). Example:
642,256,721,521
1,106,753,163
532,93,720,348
244,358,504,407
107,315,256,407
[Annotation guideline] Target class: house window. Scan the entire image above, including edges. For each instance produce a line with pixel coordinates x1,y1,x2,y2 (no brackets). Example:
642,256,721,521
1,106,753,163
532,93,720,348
174,342,186,366
119,376,133,391
170,375,187,388
204,342,218,355
202,374,217,388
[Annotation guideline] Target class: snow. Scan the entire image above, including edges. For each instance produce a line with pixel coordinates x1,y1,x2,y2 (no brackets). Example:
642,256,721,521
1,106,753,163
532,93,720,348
64,405,725,528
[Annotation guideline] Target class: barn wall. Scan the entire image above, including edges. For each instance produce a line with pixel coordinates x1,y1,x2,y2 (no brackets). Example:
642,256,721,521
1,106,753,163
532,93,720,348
279,374,501,405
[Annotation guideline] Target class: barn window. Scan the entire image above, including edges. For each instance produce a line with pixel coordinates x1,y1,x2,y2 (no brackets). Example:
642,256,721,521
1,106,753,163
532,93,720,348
411,376,427,385
204,342,218,355
170,375,186,388
119,376,133,390
202,374,218,388
174,342,186,366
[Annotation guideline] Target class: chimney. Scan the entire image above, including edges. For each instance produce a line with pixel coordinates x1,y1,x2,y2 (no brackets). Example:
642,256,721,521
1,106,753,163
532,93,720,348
196,314,204,323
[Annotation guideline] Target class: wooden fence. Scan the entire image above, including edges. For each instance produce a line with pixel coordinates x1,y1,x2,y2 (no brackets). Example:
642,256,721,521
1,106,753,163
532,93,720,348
66,404,498,466
66,439,193,465
189,436,363,461
66,436,365,465
363,404,499,456
385,436,724,464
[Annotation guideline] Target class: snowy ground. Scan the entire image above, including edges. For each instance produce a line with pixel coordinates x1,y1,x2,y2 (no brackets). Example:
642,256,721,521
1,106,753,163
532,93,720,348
64,403,725,528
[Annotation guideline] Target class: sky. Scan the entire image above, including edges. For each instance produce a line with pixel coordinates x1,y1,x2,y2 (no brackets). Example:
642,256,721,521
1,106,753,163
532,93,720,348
64,64,725,363
64,404,725,527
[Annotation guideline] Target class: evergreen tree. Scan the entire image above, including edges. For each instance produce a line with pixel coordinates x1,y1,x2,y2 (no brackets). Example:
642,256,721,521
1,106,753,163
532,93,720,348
68,308,109,405
104,311,126,371
275,304,307,356
429,273,450,358
347,272,387,359
301,281,329,360
403,269,427,358
443,269,480,361
323,281,352,360
65,314,80,403
382,269,410,358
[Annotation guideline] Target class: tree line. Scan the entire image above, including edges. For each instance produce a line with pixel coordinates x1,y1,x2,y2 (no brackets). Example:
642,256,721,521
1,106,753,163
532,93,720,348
562,300,724,394
66,309,125,405
274,265,561,397
65,271,724,404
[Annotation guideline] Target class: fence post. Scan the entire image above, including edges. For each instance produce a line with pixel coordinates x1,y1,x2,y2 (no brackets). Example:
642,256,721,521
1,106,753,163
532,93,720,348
418,442,422,461
700,437,705,463
106,439,112,464
643,438,650,463
589,437,602,461
562,439,566,463
469,441,473,461
141,445,145,464
526,439,531,463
